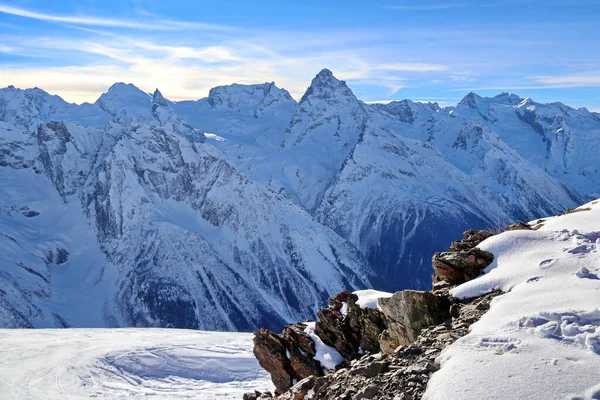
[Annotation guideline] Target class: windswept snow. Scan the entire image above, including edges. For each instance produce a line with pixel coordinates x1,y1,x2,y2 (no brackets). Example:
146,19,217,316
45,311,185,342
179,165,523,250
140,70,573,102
425,200,600,400
0,328,273,399
353,290,394,311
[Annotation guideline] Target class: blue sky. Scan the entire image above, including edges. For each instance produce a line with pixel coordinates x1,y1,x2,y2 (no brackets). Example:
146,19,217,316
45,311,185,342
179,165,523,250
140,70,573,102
0,0,599,110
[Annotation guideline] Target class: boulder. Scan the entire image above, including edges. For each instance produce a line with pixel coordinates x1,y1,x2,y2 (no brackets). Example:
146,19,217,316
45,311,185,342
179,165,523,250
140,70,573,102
432,248,494,285
378,290,450,353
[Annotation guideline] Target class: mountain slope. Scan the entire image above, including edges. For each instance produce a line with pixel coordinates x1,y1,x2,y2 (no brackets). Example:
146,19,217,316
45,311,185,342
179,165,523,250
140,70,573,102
0,85,379,331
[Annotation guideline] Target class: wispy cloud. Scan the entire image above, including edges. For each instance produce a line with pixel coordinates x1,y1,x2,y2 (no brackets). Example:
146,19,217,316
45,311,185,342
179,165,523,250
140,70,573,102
0,3,232,31
374,63,448,72
534,74,600,87
385,3,468,11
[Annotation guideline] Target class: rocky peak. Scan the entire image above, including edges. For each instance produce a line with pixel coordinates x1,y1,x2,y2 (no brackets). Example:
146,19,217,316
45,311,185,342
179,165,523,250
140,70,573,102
152,89,169,107
299,69,355,104
457,92,483,109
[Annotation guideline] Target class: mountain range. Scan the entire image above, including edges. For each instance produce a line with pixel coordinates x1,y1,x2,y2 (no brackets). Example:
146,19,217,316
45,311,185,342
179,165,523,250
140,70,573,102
0,69,598,330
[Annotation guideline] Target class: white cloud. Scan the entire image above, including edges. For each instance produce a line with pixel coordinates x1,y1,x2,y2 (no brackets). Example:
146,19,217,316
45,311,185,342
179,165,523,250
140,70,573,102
374,63,448,72
0,3,231,31
534,74,600,87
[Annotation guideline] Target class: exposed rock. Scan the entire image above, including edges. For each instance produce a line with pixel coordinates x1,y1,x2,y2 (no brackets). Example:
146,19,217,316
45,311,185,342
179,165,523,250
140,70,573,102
315,291,387,359
448,229,493,251
432,248,494,285
263,290,501,400
504,221,532,231
252,226,504,399
254,292,388,393
253,328,295,394
559,207,591,215
378,291,450,353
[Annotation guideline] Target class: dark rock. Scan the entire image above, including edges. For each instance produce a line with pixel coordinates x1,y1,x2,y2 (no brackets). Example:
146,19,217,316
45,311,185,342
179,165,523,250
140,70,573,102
243,391,262,400
351,361,389,378
378,290,450,353
315,291,387,359
449,229,493,251
354,384,379,399
504,221,532,231
449,303,460,318
253,328,295,394
432,248,494,285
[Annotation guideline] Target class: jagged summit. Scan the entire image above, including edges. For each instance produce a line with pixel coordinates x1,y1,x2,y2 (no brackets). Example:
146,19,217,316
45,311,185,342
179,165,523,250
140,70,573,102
457,92,483,109
299,68,355,104
152,88,168,106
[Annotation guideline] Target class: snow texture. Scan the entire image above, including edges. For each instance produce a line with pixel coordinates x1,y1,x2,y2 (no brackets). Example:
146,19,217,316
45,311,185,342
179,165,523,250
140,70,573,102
353,290,393,311
425,200,600,400
304,322,345,372
0,328,273,399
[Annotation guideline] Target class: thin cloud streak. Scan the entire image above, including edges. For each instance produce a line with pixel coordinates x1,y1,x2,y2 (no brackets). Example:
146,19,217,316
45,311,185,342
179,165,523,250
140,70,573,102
385,3,468,11
0,3,233,31
534,74,600,87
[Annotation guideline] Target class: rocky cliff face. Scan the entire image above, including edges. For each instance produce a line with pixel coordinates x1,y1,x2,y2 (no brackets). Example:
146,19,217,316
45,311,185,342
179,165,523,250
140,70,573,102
249,226,501,399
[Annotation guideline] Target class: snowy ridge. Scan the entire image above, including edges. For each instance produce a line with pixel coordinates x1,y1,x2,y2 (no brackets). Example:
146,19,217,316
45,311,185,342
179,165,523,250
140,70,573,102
1,70,599,330
425,200,600,399
0,84,377,331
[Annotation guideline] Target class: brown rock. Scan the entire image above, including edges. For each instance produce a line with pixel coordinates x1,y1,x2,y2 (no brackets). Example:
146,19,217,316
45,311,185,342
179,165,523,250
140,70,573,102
504,221,532,231
378,290,450,353
449,229,493,251
432,247,494,285
253,328,295,394
282,324,323,380
314,291,387,359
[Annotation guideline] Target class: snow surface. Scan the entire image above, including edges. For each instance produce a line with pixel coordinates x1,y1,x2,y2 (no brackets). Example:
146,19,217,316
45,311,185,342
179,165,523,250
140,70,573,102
425,200,600,400
0,328,273,399
304,322,345,372
353,289,394,311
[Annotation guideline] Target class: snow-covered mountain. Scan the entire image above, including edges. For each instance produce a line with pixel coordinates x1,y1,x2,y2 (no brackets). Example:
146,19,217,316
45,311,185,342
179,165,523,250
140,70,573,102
0,69,597,329
172,70,589,288
0,85,378,331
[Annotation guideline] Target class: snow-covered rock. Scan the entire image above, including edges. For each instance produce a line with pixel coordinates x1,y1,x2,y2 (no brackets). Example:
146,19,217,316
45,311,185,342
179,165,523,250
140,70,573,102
425,200,600,400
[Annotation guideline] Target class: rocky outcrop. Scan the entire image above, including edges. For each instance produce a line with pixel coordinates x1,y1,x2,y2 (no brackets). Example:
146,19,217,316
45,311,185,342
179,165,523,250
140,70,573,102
378,291,450,353
251,290,501,400
431,229,495,285
249,227,501,399
504,221,533,231
315,291,388,359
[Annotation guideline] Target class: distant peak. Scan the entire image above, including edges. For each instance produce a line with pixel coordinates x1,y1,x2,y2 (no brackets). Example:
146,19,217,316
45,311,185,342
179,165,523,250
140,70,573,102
316,68,334,79
493,92,523,105
458,92,482,108
299,68,352,104
152,89,168,106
